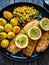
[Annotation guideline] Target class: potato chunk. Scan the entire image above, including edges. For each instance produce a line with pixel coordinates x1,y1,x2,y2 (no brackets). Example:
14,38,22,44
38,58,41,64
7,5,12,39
3,11,13,20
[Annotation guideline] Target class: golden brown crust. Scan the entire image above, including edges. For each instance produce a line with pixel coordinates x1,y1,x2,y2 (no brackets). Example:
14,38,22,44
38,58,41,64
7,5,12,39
22,20,39,57
22,39,37,56
7,44,21,54
36,31,49,52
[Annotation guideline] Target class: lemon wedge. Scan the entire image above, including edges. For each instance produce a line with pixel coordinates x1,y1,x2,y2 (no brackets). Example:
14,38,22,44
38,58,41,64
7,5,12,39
15,34,28,48
28,27,42,40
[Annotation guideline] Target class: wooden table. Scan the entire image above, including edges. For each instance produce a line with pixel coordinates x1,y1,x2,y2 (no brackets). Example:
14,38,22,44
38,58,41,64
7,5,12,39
0,0,49,65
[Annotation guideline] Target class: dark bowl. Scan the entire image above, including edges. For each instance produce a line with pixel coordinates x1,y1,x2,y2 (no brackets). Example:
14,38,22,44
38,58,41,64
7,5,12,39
0,2,49,62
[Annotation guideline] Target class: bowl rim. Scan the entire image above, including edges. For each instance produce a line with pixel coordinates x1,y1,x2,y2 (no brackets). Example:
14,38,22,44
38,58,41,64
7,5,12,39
0,2,49,62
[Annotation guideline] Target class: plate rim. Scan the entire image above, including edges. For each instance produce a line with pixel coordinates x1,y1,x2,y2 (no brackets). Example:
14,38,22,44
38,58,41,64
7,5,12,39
0,2,49,62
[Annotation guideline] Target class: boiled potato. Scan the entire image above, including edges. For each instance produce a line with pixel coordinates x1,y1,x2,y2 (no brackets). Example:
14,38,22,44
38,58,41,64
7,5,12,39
10,18,18,26
13,26,20,33
0,18,6,25
1,39,9,48
3,11,13,20
0,32,7,41
0,26,4,32
7,32,15,39
4,24,12,32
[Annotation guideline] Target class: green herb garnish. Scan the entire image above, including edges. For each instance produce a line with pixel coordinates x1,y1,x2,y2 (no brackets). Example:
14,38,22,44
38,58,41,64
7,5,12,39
39,13,42,19
17,36,27,46
30,43,34,47
27,49,30,54
0,35,3,41
20,54,24,57
22,29,26,34
13,37,16,41
7,17,10,20
10,21,14,24
47,36,49,40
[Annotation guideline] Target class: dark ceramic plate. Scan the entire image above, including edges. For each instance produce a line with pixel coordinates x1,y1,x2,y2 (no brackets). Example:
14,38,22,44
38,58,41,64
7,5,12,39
0,2,49,62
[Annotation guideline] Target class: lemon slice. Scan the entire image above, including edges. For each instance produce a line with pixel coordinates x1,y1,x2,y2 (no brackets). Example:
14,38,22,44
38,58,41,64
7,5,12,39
28,27,42,40
40,18,49,31
15,34,28,48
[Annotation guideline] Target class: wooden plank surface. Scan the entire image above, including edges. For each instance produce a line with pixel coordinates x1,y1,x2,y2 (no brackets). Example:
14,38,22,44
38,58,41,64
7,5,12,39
38,50,49,65
12,60,38,65
15,0,32,2
33,0,43,6
0,0,49,65
0,0,14,10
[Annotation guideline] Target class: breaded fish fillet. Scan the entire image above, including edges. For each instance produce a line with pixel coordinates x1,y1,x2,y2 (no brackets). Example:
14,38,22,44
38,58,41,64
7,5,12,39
22,20,39,57
7,20,39,55
7,39,21,54
36,31,49,52
22,39,37,57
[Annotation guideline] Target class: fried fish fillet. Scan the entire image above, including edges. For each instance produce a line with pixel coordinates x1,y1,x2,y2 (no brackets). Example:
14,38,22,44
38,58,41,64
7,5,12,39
7,32,22,54
7,39,21,54
22,20,39,57
36,31,49,52
7,20,39,54
22,39,37,57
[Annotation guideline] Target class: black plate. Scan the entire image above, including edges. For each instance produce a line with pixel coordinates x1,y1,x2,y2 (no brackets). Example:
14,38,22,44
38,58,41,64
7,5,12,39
0,2,49,62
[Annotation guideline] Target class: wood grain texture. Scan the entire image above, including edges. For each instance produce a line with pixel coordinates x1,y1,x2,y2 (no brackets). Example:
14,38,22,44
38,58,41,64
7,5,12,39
0,0,14,10
15,0,33,3
33,0,43,6
15,0,24,2
0,53,13,65
13,60,38,65
5,59,14,65
0,54,6,64
38,50,49,65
